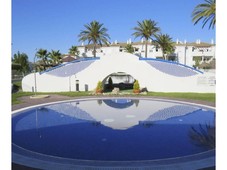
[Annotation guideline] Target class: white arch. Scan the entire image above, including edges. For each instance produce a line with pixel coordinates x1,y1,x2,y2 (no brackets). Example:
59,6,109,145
22,52,215,93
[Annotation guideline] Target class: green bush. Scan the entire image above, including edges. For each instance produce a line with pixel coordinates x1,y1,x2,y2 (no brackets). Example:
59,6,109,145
133,80,140,90
96,81,103,92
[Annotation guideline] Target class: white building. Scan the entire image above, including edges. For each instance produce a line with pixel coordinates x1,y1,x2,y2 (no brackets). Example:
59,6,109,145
77,39,215,68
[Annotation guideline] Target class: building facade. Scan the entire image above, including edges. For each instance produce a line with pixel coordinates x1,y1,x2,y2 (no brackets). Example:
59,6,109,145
77,39,215,68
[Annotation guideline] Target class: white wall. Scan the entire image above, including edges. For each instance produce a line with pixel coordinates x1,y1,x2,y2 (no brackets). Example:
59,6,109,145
22,73,72,92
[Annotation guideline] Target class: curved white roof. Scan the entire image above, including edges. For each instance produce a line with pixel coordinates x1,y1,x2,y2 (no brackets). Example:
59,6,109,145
22,52,215,93
40,58,99,77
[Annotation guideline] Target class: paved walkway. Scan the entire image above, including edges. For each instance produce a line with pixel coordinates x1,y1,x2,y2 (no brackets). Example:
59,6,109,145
12,95,72,111
12,94,215,111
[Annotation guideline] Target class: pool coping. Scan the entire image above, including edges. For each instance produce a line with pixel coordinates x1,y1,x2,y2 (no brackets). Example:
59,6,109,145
12,95,215,111
12,97,216,170
12,145,215,170
12,96,215,113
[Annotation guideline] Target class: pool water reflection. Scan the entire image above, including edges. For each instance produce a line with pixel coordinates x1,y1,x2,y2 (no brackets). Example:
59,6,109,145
12,98,215,162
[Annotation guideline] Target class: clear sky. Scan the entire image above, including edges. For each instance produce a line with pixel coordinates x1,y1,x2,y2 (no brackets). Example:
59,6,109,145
12,0,215,62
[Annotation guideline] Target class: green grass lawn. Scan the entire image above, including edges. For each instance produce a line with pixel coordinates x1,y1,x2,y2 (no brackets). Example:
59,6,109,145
147,92,215,103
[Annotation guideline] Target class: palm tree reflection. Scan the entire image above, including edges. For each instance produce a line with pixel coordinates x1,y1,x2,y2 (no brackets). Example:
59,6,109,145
189,123,215,149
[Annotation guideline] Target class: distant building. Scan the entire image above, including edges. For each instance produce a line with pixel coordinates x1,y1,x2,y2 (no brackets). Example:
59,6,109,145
61,55,77,63
77,39,215,68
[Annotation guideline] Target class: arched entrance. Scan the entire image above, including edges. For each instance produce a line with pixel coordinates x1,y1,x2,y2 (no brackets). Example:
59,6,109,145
102,72,135,92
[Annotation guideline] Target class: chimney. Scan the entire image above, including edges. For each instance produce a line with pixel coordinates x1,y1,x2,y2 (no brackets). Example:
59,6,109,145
176,39,179,44
115,40,117,44
129,38,131,44
184,40,187,44
81,42,84,46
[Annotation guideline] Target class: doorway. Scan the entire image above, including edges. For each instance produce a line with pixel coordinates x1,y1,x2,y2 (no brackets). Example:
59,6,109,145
102,72,135,92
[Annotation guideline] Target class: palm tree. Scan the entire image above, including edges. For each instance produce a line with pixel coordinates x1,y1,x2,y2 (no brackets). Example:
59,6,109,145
155,34,175,60
192,0,216,29
49,50,62,66
36,49,50,71
12,51,30,75
78,20,110,57
124,44,134,53
132,19,160,58
69,46,80,57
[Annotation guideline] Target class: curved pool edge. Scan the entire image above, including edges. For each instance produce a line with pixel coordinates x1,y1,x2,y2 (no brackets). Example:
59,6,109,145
12,97,216,169
12,143,215,170
12,97,215,115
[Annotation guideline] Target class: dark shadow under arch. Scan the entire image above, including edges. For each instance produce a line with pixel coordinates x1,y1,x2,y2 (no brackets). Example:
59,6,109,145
102,72,135,92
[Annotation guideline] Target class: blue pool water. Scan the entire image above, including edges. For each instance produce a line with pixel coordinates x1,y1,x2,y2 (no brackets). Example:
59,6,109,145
12,98,215,162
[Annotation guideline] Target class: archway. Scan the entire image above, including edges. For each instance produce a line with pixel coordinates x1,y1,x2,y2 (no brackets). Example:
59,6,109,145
102,72,135,92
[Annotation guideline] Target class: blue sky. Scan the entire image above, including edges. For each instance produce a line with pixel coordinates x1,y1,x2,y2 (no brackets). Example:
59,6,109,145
12,0,215,61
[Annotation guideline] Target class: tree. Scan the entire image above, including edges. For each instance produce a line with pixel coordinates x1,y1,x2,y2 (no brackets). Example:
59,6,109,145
69,46,80,57
155,34,175,60
78,20,110,57
36,49,50,71
192,0,216,29
124,44,134,53
132,19,160,58
49,50,62,66
12,51,30,75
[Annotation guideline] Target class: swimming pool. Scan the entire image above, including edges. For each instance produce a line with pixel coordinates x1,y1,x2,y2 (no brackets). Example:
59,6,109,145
12,98,215,169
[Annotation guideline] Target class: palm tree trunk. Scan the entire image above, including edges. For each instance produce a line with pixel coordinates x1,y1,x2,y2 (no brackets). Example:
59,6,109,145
43,59,46,70
145,40,148,58
162,49,165,60
93,43,96,57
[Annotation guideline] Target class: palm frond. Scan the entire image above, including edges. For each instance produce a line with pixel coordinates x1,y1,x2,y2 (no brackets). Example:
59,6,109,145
78,20,110,57
192,0,215,29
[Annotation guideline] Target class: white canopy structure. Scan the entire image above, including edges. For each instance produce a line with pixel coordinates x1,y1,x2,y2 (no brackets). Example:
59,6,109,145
22,52,215,93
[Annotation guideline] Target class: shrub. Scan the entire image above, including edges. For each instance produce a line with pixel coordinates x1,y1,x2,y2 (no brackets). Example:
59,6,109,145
133,80,140,93
96,81,103,93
